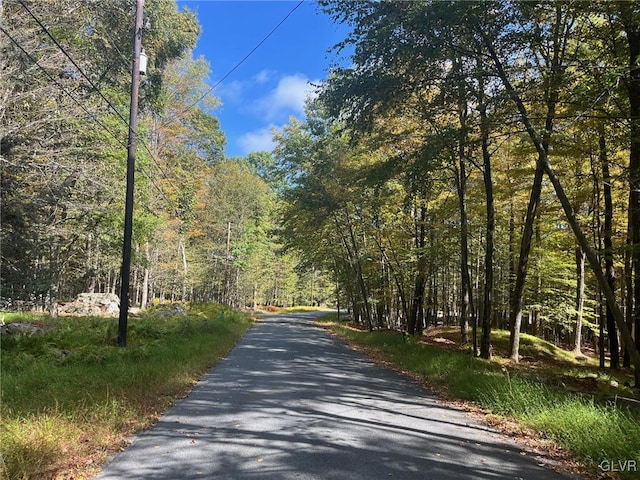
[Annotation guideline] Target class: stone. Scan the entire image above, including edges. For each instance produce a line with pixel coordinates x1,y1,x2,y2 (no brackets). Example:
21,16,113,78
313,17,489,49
59,293,120,316
0,320,50,337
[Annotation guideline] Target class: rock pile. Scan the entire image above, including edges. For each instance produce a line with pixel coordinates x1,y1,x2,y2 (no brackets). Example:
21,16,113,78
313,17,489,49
59,292,120,316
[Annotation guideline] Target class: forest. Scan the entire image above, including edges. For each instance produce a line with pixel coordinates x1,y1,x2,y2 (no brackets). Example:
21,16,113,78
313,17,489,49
1,0,336,315
1,0,640,385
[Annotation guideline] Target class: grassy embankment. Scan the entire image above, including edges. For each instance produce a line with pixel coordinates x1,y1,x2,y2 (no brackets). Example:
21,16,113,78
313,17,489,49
321,315,640,479
0,304,253,480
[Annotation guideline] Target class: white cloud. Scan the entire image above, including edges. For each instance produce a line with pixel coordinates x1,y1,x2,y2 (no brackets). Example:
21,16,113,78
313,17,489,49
253,69,275,84
216,70,275,104
257,74,320,121
238,126,277,154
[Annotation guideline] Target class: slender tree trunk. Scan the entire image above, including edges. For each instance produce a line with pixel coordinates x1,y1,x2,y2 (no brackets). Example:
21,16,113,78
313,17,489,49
132,263,139,307
508,198,516,328
599,284,606,369
479,74,494,360
48,239,59,318
85,232,96,293
348,220,372,332
601,126,619,369
624,223,633,368
141,241,150,309
253,282,258,310
179,235,188,302
456,161,474,347
622,10,640,384
409,198,427,335
111,270,117,295
509,163,544,362
453,54,472,346
572,247,586,354
223,221,231,305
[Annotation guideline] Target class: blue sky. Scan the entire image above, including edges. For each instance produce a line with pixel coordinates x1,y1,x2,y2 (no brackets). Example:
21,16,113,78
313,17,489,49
176,1,350,158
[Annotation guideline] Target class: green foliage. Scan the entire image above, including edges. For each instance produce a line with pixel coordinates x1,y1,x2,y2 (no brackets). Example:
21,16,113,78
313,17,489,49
0,305,253,479
0,0,209,305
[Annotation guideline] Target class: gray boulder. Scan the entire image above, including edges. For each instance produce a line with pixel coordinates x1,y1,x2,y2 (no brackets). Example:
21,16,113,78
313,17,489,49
59,293,120,316
0,319,51,337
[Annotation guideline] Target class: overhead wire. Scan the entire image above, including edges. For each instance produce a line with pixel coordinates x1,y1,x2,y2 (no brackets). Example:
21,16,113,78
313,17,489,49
161,0,305,128
17,0,173,180
5,0,305,210
16,0,305,160
0,19,174,214
18,0,132,129
0,24,128,151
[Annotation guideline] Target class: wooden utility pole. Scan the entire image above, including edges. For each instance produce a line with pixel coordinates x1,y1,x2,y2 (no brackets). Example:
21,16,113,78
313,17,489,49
118,0,144,347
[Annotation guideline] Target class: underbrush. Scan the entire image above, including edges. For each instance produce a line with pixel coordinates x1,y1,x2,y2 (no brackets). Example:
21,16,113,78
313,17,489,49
322,317,640,479
0,304,253,480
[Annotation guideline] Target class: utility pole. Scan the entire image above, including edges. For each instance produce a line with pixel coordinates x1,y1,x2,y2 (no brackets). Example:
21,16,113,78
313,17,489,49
118,0,144,347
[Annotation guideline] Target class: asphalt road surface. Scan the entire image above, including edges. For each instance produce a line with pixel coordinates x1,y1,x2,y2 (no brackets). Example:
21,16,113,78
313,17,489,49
95,311,569,480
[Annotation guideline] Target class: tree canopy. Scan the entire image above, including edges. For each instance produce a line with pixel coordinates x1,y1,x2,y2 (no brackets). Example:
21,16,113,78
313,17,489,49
1,0,639,384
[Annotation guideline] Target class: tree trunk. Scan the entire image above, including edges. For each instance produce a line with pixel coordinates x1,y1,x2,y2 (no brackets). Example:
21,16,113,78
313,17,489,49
484,27,640,379
454,54,472,346
622,8,640,384
141,241,150,309
601,125,619,369
479,73,494,360
179,235,188,303
409,198,427,335
85,232,96,293
253,282,258,310
223,221,231,305
509,163,545,362
572,247,586,354
508,198,516,329
599,284,606,369
623,222,633,368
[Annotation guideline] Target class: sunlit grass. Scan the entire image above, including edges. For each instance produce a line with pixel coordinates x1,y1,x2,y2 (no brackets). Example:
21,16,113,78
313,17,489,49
322,316,640,479
0,304,253,479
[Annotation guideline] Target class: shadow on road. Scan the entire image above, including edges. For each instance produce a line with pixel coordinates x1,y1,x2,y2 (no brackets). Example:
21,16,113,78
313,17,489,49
96,311,569,480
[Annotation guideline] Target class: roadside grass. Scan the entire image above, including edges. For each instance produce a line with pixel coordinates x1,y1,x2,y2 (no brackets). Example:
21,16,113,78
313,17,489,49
320,316,640,479
0,304,253,480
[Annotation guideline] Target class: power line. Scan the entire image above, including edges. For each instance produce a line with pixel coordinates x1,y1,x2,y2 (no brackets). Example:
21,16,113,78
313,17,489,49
18,0,132,129
19,0,305,167
0,24,129,150
162,0,305,128
18,0,181,186
8,0,305,201
0,24,175,214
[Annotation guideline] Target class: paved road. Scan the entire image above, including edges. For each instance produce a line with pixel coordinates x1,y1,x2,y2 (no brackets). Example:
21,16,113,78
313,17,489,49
96,312,569,480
